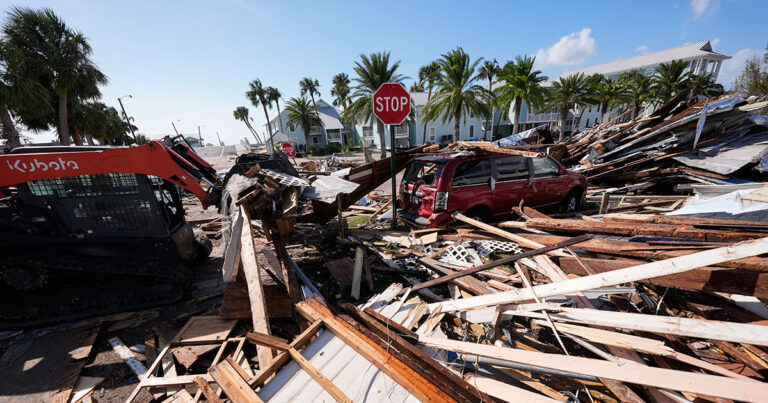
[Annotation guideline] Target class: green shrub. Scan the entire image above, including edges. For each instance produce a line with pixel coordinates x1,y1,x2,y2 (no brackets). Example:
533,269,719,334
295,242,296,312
326,142,342,154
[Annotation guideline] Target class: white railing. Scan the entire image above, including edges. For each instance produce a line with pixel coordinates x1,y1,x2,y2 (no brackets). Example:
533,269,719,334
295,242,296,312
526,112,560,123
394,126,409,139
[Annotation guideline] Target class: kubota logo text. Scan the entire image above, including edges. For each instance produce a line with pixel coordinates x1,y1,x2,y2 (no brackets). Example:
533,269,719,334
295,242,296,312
6,158,80,173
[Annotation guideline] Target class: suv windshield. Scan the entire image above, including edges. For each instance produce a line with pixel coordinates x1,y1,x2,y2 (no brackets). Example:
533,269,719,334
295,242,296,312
404,161,444,187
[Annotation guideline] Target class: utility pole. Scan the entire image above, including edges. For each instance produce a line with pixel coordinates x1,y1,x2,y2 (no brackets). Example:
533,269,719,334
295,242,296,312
197,125,204,145
171,121,180,136
216,132,223,146
118,95,137,141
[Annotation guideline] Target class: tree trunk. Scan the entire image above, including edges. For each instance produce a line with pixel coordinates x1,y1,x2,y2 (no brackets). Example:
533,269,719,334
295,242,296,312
58,91,71,146
601,101,609,124
72,127,84,146
453,107,461,141
302,127,310,149
422,87,432,144
85,133,95,145
512,97,523,135
261,103,273,150
245,121,263,145
310,94,317,110
558,105,568,142
377,119,387,159
0,104,21,148
484,81,493,140
276,100,284,132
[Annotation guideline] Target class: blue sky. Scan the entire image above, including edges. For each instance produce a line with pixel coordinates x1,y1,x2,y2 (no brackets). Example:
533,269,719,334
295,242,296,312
4,0,767,145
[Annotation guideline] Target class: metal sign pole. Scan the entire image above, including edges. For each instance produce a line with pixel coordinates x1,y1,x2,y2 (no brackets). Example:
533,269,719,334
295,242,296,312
390,124,397,229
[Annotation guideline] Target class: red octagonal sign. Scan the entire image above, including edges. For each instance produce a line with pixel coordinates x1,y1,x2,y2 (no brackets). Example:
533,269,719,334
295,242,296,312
373,83,411,125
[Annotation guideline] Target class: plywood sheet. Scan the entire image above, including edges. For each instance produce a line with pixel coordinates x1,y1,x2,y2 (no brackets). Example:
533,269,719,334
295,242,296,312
173,316,237,344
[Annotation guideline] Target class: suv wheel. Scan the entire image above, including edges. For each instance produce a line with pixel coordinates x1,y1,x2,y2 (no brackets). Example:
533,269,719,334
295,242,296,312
562,189,582,213
465,206,491,222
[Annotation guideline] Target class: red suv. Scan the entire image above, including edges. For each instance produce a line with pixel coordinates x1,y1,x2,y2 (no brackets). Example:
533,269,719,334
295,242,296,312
398,153,586,227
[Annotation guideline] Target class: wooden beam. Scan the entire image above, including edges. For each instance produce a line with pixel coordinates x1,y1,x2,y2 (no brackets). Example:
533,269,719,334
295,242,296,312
418,257,493,295
297,298,457,402
452,212,554,251
412,235,591,292
512,307,768,347
419,336,768,402
194,376,222,403
239,206,275,369
286,347,352,402
428,237,768,314
351,247,364,300
245,331,291,351
558,256,768,299
248,320,324,387
210,360,264,403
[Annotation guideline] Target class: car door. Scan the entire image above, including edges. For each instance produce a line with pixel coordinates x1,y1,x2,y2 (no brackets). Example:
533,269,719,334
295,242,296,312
491,155,529,216
449,157,493,214
528,156,568,207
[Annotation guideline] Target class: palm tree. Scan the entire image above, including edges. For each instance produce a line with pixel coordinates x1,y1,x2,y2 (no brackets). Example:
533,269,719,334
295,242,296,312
342,52,405,158
246,79,274,148
331,73,351,108
422,47,490,142
409,82,424,92
418,61,440,143
477,59,499,139
689,73,725,98
233,106,262,145
545,73,592,142
593,77,628,124
618,71,653,118
0,40,50,147
285,97,322,148
299,77,321,109
496,55,548,135
652,60,691,104
267,87,284,132
4,7,107,146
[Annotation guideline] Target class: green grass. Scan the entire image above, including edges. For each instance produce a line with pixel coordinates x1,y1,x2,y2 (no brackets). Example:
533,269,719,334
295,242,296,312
345,215,371,229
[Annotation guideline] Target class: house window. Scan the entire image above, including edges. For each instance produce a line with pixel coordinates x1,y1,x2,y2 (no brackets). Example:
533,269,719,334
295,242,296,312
362,126,373,139
469,125,475,138
594,118,599,125
586,118,590,127
429,127,436,142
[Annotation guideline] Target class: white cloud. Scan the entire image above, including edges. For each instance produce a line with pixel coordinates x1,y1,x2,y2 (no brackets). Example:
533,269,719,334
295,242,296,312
635,45,649,54
711,37,720,48
691,0,719,21
717,48,761,87
535,28,597,68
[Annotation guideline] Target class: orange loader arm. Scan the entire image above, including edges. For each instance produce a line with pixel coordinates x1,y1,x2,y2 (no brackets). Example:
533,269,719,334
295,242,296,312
0,140,216,209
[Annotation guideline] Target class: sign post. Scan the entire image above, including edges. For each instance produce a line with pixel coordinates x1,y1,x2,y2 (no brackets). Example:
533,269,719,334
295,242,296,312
372,83,411,229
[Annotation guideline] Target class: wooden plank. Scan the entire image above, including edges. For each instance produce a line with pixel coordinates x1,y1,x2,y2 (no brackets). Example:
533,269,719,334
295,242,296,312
464,374,561,403
193,376,222,403
351,247,365,299
325,257,355,288
239,206,275,368
287,347,353,402
418,257,493,296
221,210,243,281
248,320,324,387
108,337,147,379
172,316,237,344
428,236,768,314
453,212,552,251
209,360,264,403
512,307,768,347
171,344,219,369
558,256,768,298
420,336,768,402
296,298,457,402
246,331,292,351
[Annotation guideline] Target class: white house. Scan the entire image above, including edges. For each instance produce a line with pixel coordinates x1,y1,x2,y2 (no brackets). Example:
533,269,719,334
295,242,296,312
263,99,354,150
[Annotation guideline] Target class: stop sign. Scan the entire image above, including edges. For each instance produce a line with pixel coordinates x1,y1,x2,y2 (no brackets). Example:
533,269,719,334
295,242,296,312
373,83,411,125
282,142,296,157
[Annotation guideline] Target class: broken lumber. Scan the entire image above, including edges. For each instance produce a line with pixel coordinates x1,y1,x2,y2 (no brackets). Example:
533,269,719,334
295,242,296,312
428,237,768,313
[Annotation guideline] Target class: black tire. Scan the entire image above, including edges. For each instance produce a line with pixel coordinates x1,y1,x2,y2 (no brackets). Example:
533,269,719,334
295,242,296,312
561,188,583,213
192,231,213,263
465,206,491,222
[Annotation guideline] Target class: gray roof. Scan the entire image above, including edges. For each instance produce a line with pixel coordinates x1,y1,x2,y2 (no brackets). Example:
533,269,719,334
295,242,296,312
561,40,730,78
266,130,297,144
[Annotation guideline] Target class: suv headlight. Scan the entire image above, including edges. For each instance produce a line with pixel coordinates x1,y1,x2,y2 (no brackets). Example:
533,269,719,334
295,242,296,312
434,191,448,212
